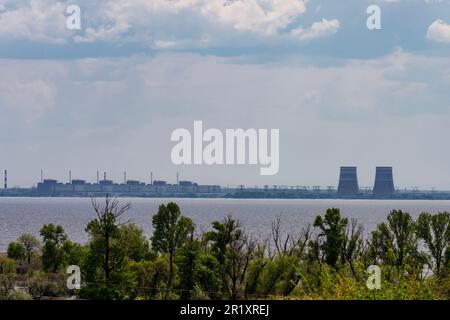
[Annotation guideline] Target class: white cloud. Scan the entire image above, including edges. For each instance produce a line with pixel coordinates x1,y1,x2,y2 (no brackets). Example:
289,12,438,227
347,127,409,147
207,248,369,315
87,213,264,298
290,18,340,40
427,19,450,43
0,0,339,47
1,50,450,187
0,0,67,43
200,0,306,36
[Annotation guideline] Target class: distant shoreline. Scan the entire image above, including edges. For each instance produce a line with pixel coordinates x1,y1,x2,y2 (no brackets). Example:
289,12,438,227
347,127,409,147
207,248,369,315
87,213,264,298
2,195,450,201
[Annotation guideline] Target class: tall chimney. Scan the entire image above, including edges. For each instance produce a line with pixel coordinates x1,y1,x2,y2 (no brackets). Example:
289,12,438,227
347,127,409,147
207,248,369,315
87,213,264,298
151,172,153,185
4,170,7,189
337,166,359,198
69,170,72,184
373,167,395,198
97,171,99,184
104,171,107,181
124,171,127,184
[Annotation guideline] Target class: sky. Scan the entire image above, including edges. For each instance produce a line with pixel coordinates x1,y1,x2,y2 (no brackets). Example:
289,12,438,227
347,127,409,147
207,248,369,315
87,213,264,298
1,0,450,189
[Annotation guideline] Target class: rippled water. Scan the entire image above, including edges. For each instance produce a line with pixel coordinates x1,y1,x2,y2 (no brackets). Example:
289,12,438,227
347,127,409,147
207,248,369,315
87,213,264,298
2,197,450,251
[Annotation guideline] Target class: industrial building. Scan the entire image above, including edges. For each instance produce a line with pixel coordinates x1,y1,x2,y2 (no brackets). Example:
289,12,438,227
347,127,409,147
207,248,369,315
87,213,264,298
1,167,448,199
337,167,359,198
373,167,395,198
36,178,222,198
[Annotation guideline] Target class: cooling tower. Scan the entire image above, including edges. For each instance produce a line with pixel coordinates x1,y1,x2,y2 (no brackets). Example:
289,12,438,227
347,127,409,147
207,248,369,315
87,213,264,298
337,166,359,197
373,167,395,198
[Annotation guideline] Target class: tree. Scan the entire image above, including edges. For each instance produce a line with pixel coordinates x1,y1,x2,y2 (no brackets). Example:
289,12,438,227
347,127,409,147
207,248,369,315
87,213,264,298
151,202,194,290
313,208,348,268
205,216,256,299
341,218,364,276
175,236,199,300
40,224,68,272
40,224,67,244
0,274,16,299
81,196,133,299
0,257,16,274
7,242,26,261
369,210,421,268
119,223,152,262
61,240,86,267
127,257,171,299
416,211,450,277
175,236,223,300
18,234,40,264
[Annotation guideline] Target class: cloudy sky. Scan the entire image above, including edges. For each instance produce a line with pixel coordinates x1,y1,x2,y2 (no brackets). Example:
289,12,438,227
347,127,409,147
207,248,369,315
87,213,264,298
1,0,450,189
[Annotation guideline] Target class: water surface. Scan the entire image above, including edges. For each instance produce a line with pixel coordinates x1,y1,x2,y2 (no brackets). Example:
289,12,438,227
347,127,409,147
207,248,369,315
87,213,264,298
2,197,450,251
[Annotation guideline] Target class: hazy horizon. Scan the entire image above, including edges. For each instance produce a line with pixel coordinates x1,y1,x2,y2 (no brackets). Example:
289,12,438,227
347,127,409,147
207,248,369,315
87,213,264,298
1,1,450,188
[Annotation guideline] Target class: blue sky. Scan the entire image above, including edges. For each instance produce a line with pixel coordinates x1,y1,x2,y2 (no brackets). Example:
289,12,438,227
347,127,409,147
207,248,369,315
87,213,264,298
1,0,450,188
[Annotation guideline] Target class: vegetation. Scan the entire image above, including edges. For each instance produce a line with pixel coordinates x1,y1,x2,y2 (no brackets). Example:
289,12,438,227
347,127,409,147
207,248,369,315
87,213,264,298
1,198,450,300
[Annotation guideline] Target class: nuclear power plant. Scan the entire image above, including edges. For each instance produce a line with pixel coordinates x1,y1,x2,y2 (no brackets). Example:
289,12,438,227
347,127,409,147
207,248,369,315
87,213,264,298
337,167,359,197
0,167,449,199
373,167,395,198
335,166,396,199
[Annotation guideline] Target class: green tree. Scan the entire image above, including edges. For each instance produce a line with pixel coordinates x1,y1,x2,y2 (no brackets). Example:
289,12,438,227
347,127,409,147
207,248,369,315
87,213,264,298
369,210,421,268
0,257,16,274
205,217,255,299
7,242,26,261
416,211,450,277
175,236,223,300
246,254,301,298
61,240,86,266
0,274,16,299
40,224,67,244
119,223,152,262
151,202,194,290
313,208,348,268
81,196,133,299
175,237,199,299
127,257,171,299
341,219,364,276
18,234,40,264
40,224,68,272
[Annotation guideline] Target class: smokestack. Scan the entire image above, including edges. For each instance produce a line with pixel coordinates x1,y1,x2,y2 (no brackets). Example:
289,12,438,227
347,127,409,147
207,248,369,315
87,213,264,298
124,171,127,184
4,170,7,189
97,171,99,184
151,172,153,185
337,166,359,198
41,170,43,183
69,170,72,184
373,167,395,198
177,172,179,185
104,171,106,181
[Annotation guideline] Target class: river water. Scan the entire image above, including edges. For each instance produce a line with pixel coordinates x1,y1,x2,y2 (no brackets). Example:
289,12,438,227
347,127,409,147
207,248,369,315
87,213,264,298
1,197,450,251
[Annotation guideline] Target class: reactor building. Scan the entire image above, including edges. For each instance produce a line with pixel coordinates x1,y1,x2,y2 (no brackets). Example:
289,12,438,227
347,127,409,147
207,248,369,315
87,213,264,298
337,166,359,198
372,167,395,198
36,178,222,197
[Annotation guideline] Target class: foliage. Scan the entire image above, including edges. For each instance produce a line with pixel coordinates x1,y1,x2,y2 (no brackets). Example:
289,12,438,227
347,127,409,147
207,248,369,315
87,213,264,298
205,216,255,299
17,234,40,264
127,256,172,300
40,224,68,273
79,196,134,300
0,257,16,274
175,238,222,299
313,208,348,268
368,210,424,270
151,202,194,290
416,211,450,277
3,200,450,300
119,223,153,262
7,242,26,261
